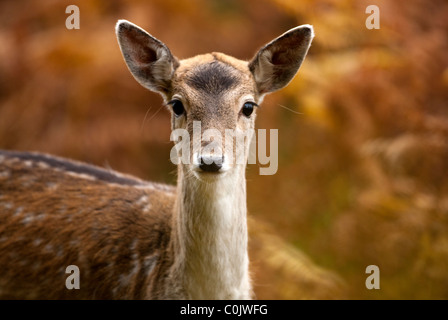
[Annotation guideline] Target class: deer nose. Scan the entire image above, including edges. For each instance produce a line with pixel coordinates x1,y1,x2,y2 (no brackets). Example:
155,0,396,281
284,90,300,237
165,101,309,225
198,155,224,172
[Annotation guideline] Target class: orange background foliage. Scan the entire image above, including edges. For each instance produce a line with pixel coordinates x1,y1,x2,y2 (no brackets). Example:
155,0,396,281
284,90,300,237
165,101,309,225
0,0,447,299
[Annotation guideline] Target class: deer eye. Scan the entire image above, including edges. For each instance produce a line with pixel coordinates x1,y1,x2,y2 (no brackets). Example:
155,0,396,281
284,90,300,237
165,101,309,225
168,99,185,117
241,102,257,118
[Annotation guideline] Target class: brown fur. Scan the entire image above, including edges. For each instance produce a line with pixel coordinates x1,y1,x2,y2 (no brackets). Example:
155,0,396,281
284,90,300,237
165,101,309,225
0,151,174,299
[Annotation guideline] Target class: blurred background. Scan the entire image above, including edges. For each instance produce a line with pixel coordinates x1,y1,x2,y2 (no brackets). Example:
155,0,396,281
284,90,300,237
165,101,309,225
1,0,447,299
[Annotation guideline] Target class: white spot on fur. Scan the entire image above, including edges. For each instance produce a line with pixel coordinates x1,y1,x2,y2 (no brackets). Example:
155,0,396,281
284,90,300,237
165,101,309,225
136,195,151,213
69,240,80,247
22,213,46,225
135,185,154,191
37,161,49,169
18,259,28,267
0,170,10,179
112,287,118,298
35,213,47,221
23,160,33,167
56,248,64,258
143,255,158,275
136,195,148,206
130,239,138,252
21,215,34,225
65,171,96,181
13,206,24,217
118,259,140,288
3,202,13,210
135,183,175,194
46,182,58,190
116,241,141,288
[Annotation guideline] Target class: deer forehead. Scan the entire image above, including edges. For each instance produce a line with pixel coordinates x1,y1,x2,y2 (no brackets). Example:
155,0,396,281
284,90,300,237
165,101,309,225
172,53,257,111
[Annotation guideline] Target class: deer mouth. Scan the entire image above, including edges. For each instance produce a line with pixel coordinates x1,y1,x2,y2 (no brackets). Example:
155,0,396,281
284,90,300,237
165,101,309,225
191,162,229,182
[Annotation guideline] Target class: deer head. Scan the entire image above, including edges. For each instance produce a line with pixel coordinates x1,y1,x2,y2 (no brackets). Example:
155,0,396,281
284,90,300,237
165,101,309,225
116,20,314,181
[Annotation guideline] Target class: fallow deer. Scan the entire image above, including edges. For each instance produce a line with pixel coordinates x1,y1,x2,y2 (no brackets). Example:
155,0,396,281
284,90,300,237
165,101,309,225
0,20,314,299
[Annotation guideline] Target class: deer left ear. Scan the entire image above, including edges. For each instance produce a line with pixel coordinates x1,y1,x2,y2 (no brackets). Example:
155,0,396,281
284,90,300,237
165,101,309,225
249,25,314,95
116,20,179,96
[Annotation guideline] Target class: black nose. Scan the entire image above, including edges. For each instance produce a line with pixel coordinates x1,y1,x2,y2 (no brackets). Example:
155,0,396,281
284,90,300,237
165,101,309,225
199,155,224,172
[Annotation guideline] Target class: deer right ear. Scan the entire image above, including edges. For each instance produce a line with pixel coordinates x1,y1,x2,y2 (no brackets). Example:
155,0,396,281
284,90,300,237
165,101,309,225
116,20,179,95
249,25,314,95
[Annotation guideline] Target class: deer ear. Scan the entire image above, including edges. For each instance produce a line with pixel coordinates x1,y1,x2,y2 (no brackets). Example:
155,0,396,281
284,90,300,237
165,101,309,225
116,20,179,95
249,25,314,95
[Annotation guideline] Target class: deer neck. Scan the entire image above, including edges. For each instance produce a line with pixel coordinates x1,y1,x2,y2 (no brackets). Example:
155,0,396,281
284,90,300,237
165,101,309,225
170,165,251,299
